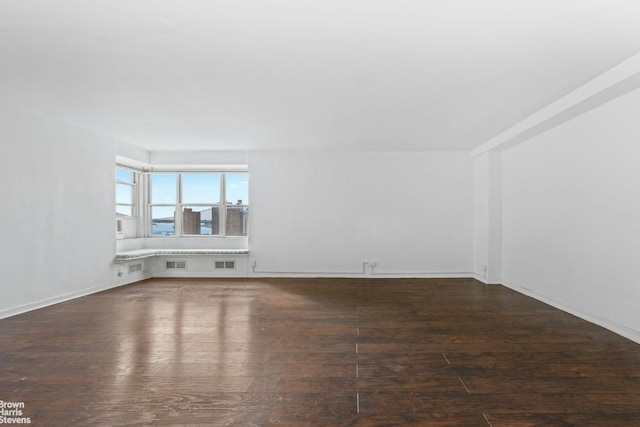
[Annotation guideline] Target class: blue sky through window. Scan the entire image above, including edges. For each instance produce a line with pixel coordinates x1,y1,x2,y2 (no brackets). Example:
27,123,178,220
150,173,248,205
226,173,249,205
116,183,132,204
182,174,220,204
115,169,133,182
151,174,177,204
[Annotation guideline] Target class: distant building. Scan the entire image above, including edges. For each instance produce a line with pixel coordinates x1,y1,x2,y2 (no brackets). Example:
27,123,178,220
226,206,248,236
155,206,246,236
182,208,201,235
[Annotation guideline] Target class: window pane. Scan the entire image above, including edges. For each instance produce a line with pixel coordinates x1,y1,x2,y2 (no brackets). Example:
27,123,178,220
116,169,133,183
151,174,177,204
226,206,248,236
116,205,132,216
225,173,249,205
116,183,132,204
182,174,220,204
183,206,219,235
151,206,175,236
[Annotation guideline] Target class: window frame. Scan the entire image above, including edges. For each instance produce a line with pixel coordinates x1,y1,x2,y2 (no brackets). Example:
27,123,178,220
147,171,248,238
148,173,179,237
115,167,138,218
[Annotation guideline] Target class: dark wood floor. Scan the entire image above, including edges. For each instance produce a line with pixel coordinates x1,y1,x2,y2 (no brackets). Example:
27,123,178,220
1,278,639,426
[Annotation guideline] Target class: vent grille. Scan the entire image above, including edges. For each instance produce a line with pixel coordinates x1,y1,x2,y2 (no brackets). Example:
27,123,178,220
128,263,142,274
166,260,187,270
215,260,236,270
116,218,124,239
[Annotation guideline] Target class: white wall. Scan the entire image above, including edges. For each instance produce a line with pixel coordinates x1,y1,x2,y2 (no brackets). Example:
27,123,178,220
0,103,117,318
501,87,640,342
248,151,473,276
149,150,247,166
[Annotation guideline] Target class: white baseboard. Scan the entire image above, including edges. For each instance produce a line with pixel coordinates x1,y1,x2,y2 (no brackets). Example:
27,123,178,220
472,274,503,285
502,280,640,344
372,271,474,278
248,271,475,279
0,279,138,320
473,274,487,283
115,273,153,286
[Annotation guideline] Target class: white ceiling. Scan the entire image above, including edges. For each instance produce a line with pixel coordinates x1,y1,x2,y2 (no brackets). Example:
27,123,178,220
1,0,640,152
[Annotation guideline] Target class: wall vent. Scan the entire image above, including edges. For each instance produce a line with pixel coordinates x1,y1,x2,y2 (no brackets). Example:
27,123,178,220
215,260,236,270
128,263,142,274
116,218,124,239
166,260,187,270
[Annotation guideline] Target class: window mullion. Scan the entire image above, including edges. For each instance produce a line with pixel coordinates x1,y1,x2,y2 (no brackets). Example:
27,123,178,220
176,173,183,237
137,172,146,238
146,173,150,237
220,173,226,237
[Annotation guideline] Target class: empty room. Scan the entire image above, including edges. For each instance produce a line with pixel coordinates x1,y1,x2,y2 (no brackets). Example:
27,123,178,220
1,1,640,425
